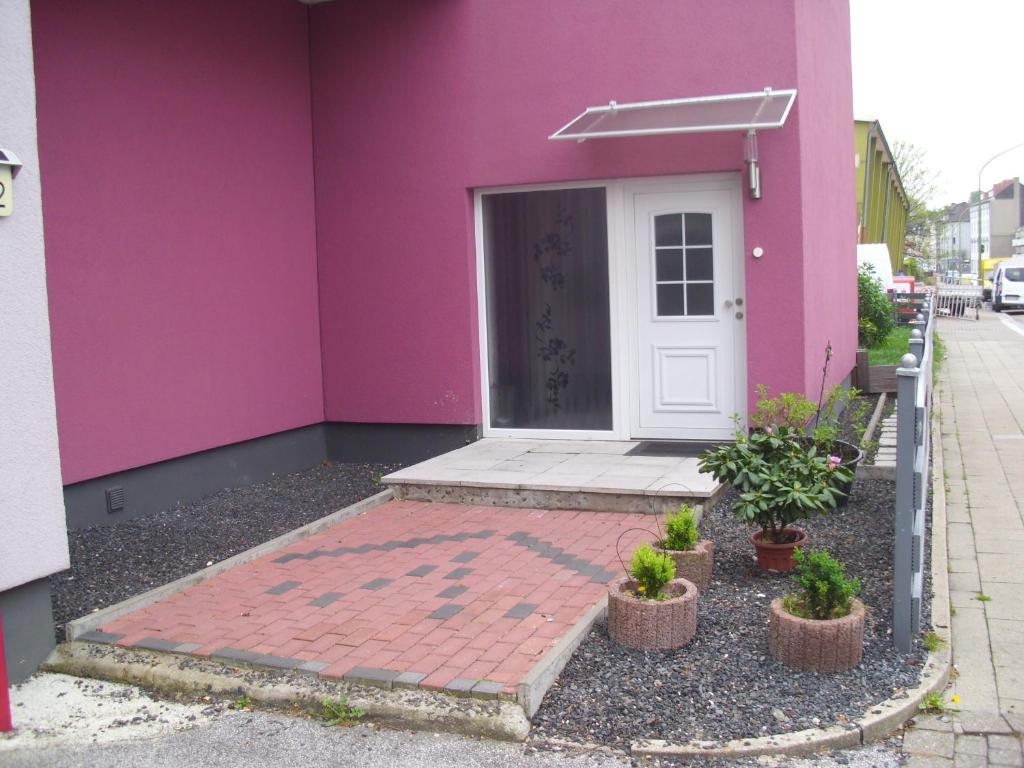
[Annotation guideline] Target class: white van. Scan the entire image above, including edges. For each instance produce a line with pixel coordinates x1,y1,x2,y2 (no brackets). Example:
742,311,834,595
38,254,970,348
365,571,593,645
992,258,1024,311
857,243,895,292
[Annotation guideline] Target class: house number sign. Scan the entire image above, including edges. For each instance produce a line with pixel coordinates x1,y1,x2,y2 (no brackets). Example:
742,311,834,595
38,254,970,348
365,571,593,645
0,164,12,218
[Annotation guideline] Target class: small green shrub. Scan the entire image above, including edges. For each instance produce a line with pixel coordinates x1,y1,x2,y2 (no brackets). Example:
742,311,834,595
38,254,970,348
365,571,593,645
976,592,992,602
858,264,894,348
662,505,699,552
749,384,816,431
630,543,676,600
923,631,945,653
321,696,365,726
783,548,861,620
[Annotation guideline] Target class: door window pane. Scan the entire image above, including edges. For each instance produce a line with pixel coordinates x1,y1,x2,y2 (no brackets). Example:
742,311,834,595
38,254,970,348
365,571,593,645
686,248,713,281
685,213,712,246
482,188,612,430
657,284,686,316
655,214,683,246
686,283,715,316
656,249,684,281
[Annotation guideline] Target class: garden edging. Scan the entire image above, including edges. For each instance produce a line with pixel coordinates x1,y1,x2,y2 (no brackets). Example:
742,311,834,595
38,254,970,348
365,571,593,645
632,383,951,760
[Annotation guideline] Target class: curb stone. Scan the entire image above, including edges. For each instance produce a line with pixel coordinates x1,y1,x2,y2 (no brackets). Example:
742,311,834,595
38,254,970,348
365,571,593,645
630,385,952,760
518,598,608,717
42,641,530,743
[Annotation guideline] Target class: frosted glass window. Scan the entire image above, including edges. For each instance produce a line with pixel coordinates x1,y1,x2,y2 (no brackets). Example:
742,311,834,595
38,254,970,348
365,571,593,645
482,188,612,430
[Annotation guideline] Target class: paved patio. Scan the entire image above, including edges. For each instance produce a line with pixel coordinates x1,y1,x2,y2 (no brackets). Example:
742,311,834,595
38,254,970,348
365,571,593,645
384,439,721,514
81,499,657,706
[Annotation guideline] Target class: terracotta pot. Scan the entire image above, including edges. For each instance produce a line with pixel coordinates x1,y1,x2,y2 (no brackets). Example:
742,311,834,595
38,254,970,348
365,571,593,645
607,576,698,651
750,528,807,573
654,539,714,593
768,597,866,672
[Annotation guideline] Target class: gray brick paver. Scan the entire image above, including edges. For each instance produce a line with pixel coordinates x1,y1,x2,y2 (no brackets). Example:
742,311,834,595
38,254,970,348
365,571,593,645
989,749,1024,767
955,734,987,755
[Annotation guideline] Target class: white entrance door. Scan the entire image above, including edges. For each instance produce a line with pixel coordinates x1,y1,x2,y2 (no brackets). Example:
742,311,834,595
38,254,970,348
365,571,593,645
626,180,745,440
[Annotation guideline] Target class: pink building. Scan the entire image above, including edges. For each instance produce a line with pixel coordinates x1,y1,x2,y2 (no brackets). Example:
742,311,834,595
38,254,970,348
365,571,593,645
1,0,856,679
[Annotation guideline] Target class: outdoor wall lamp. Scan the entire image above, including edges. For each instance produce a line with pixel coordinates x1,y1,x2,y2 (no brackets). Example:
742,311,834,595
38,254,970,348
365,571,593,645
744,130,761,200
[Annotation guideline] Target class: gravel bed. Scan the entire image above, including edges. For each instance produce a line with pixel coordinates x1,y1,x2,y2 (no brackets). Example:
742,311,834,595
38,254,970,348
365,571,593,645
50,461,398,639
531,477,932,749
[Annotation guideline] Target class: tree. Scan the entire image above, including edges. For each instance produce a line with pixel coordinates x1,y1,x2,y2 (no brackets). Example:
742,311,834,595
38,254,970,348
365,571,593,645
892,140,942,270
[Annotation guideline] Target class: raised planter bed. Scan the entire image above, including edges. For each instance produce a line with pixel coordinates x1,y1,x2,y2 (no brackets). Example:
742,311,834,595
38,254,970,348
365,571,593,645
654,540,713,593
768,597,866,672
607,576,698,651
854,349,897,394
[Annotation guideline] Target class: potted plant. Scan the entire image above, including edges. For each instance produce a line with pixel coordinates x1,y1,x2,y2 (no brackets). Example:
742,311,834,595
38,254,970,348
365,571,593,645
698,424,852,572
749,380,868,506
607,543,698,651
768,548,866,672
810,384,868,506
654,505,713,593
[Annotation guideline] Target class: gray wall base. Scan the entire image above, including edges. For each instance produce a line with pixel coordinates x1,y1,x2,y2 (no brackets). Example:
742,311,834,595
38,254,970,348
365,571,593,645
1,577,56,685
325,422,479,465
63,422,480,529
63,424,329,529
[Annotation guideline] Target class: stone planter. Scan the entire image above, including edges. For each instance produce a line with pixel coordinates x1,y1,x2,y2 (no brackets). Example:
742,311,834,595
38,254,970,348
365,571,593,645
607,576,698,651
767,597,866,672
654,539,714,593
750,528,807,573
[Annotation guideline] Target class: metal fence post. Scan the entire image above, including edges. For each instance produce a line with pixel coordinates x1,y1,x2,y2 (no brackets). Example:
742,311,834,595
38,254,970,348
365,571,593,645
894,352,920,653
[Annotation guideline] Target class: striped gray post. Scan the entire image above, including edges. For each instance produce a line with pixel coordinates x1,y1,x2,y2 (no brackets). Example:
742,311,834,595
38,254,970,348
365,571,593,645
909,328,924,366
894,353,920,652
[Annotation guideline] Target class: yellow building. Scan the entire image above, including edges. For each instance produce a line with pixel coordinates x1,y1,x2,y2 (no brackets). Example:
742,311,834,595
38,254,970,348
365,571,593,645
855,120,909,271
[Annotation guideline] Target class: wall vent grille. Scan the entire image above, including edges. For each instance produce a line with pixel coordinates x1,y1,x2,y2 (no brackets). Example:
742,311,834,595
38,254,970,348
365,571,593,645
105,487,125,514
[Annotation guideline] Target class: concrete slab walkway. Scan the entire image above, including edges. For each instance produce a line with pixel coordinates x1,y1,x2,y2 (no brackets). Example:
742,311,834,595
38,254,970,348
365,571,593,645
384,438,721,514
903,312,1024,766
78,499,656,709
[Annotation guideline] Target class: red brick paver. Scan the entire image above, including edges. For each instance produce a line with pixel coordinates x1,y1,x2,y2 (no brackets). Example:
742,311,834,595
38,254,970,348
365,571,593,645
92,500,658,701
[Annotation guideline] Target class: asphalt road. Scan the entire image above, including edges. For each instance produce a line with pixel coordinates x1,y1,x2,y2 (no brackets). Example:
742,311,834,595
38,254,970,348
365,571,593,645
1,649,903,768
2,709,905,768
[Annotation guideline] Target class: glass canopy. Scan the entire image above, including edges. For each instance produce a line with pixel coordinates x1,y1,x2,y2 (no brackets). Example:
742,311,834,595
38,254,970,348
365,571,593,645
549,88,796,142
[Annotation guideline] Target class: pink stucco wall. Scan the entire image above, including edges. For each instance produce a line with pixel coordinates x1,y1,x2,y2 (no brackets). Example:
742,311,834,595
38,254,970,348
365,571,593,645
794,0,859,396
33,0,855,483
33,0,324,484
309,0,839,426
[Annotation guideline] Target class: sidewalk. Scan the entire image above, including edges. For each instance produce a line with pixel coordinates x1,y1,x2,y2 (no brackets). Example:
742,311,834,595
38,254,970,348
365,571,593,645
903,312,1024,766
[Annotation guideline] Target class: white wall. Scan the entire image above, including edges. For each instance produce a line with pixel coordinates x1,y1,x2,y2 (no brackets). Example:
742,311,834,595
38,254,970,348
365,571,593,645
0,0,69,592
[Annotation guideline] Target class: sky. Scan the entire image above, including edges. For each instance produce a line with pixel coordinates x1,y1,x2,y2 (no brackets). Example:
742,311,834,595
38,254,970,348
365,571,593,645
849,0,1024,208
